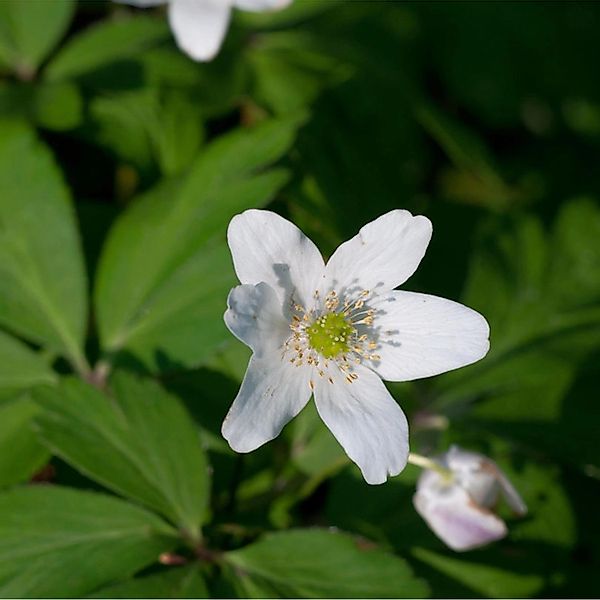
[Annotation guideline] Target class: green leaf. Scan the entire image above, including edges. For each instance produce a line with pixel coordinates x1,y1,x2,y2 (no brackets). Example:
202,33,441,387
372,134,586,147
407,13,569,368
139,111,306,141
249,32,352,114
0,81,82,131
32,81,83,131
411,547,543,599
45,16,170,82
0,0,74,77
88,566,209,599
289,401,347,477
434,200,600,470
0,396,49,487
90,87,203,176
224,529,429,598
0,485,176,598
95,115,302,372
0,121,88,374
508,459,576,550
416,103,516,210
325,466,425,552
435,201,600,380
545,197,600,309
34,373,210,540
0,330,55,398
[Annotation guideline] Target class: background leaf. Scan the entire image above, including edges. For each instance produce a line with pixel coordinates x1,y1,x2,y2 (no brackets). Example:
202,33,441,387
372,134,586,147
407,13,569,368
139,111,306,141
34,373,210,540
0,397,49,487
89,87,204,176
45,16,169,83
416,103,518,211
0,0,74,77
94,115,302,372
0,330,55,399
411,548,542,599
88,566,209,599
433,199,600,471
0,121,88,373
0,485,176,598
224,529,429,598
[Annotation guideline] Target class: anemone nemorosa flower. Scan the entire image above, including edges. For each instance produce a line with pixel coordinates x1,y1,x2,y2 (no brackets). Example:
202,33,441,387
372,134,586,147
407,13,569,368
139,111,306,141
221,209,490,484
116,0,292,62
413,446,528,550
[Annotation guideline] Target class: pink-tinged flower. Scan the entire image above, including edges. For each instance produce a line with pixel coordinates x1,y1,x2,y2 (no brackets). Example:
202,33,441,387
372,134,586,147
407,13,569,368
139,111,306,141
413,446,528,551
221,210,490,484
116,0,292,62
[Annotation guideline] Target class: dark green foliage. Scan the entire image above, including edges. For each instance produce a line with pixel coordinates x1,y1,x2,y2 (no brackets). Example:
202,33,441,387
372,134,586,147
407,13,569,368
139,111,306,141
0,1,598,598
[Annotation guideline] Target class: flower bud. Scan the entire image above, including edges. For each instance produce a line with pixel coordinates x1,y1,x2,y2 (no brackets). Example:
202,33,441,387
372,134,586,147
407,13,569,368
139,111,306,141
413,445,527,551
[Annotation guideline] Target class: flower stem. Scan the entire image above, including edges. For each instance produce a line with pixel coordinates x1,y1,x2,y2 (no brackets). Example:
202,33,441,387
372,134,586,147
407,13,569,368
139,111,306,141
408,452,453,480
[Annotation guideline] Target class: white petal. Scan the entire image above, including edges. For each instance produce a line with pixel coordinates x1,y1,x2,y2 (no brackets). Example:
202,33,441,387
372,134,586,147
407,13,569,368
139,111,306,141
313,364,408,485
445,446,500,508
368,291,490,382
228,210,325,308
222,354,310,452
445,445,485,471
414,477,507,551
444,446,527,516
496,470,528,516
321,210,432,296
224,282,289,358
234,0,292,11
168,0,232,62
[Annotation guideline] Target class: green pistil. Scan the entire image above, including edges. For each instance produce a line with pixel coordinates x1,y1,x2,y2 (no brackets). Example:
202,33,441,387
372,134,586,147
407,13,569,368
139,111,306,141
307,312,354,358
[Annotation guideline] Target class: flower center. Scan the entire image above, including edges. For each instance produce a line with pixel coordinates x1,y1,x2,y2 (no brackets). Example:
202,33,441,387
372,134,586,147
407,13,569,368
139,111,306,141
284,289,382,387
307,312,355,358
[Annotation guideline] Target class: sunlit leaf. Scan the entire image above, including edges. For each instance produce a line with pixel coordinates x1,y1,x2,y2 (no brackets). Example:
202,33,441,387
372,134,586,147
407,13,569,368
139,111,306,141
434,200,600,470
0,486,176,598
224,529,429,598
0,330,55,398
0,81,82,131
45,16,169,82
0,0,74,77
416,103,517,210
0,121,88,374
90,87,203,176
34,373,210,540
249,31,351,114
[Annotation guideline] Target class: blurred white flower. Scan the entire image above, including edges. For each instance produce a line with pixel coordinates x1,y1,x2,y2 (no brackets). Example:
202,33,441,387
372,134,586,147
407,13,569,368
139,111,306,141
116,0,292,62
413,446,528,551
222,210,490,484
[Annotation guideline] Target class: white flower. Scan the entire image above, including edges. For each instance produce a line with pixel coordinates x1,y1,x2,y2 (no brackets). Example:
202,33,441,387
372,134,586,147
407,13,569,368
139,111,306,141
413,446,528,551
221,209,490,484
116,0,292,62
